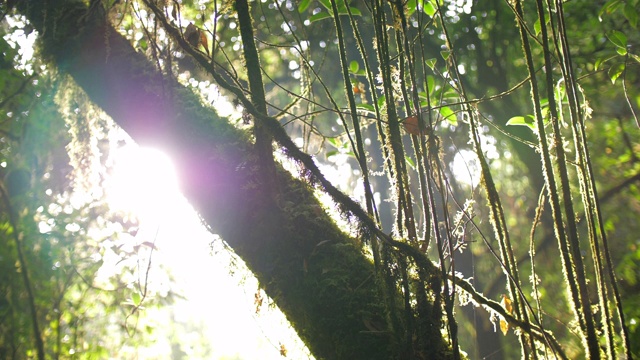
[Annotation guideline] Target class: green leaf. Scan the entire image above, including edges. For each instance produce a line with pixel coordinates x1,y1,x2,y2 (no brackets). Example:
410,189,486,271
599,0,624,21
506,115,535,129
298,0,312,13
348,7,362,16
349,60,359,74
309,12,332,22
425,58,437,71
607,30,628,50
624,3,639,28
318,0,331,10
426,75,435,94
439,106,457,126
377,95,386,110
422,0,436,17
440,50,451,61
406,0,417,16
132,292,141,306
534,18,542,36
327,137,341,148
630,53,640,64
405,155,416,170
608,63,625,84
356,103,375,113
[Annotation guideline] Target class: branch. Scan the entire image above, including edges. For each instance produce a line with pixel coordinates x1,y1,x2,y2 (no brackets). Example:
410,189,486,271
143,0,438,272
452,275,568,360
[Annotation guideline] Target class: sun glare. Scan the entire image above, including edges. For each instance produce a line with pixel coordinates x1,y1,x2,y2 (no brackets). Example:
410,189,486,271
103,144,311,359
106,145,179,219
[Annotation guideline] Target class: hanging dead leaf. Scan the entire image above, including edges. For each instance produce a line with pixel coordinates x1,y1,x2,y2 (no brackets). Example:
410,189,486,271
185,23,200,47
199,30,210,56
171,3,178,20
402,115,427,136
500,294,513,335
254,291,264,315
279,342,288,357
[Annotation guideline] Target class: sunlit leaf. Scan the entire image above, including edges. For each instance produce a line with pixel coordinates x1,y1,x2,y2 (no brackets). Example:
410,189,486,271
534,18,541,36
440,50,451,61
439,106,457,126
500,295,513,336
406,0,417,16
349,60,359,74
423,0,436,17
405,155,416,170
377,95,386,110
132,292,141,306
356,103,375,113
608,63,625,84
506,115,535,129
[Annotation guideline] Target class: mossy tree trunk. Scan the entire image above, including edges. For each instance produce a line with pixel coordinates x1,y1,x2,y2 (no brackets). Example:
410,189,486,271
16,1,450,358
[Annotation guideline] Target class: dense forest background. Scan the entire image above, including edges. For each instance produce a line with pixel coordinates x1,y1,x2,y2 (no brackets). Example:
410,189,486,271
1,0,639,358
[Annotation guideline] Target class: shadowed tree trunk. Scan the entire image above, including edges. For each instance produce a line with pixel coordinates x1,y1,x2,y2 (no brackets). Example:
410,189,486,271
16,1,450,359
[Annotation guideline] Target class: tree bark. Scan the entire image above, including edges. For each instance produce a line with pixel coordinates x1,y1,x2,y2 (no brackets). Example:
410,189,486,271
15,1,453,358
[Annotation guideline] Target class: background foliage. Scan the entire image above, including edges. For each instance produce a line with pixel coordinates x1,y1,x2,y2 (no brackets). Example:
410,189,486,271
1,0,639,358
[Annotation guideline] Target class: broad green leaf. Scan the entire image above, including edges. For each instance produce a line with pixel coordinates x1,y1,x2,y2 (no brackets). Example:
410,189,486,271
439,106,457,126
423,0,436,17
298,0,312,13
624,3,638,28
309,12,332,22
506,115,535,129
440,50,451,61
349,60,359,74
534,18,542,36
607,30,628,50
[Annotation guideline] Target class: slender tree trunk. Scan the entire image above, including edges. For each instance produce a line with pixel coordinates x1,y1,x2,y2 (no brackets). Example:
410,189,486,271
16,1,451,358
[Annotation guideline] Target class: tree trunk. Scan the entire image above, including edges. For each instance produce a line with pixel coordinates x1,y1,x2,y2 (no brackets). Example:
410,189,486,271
16,1,450,358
